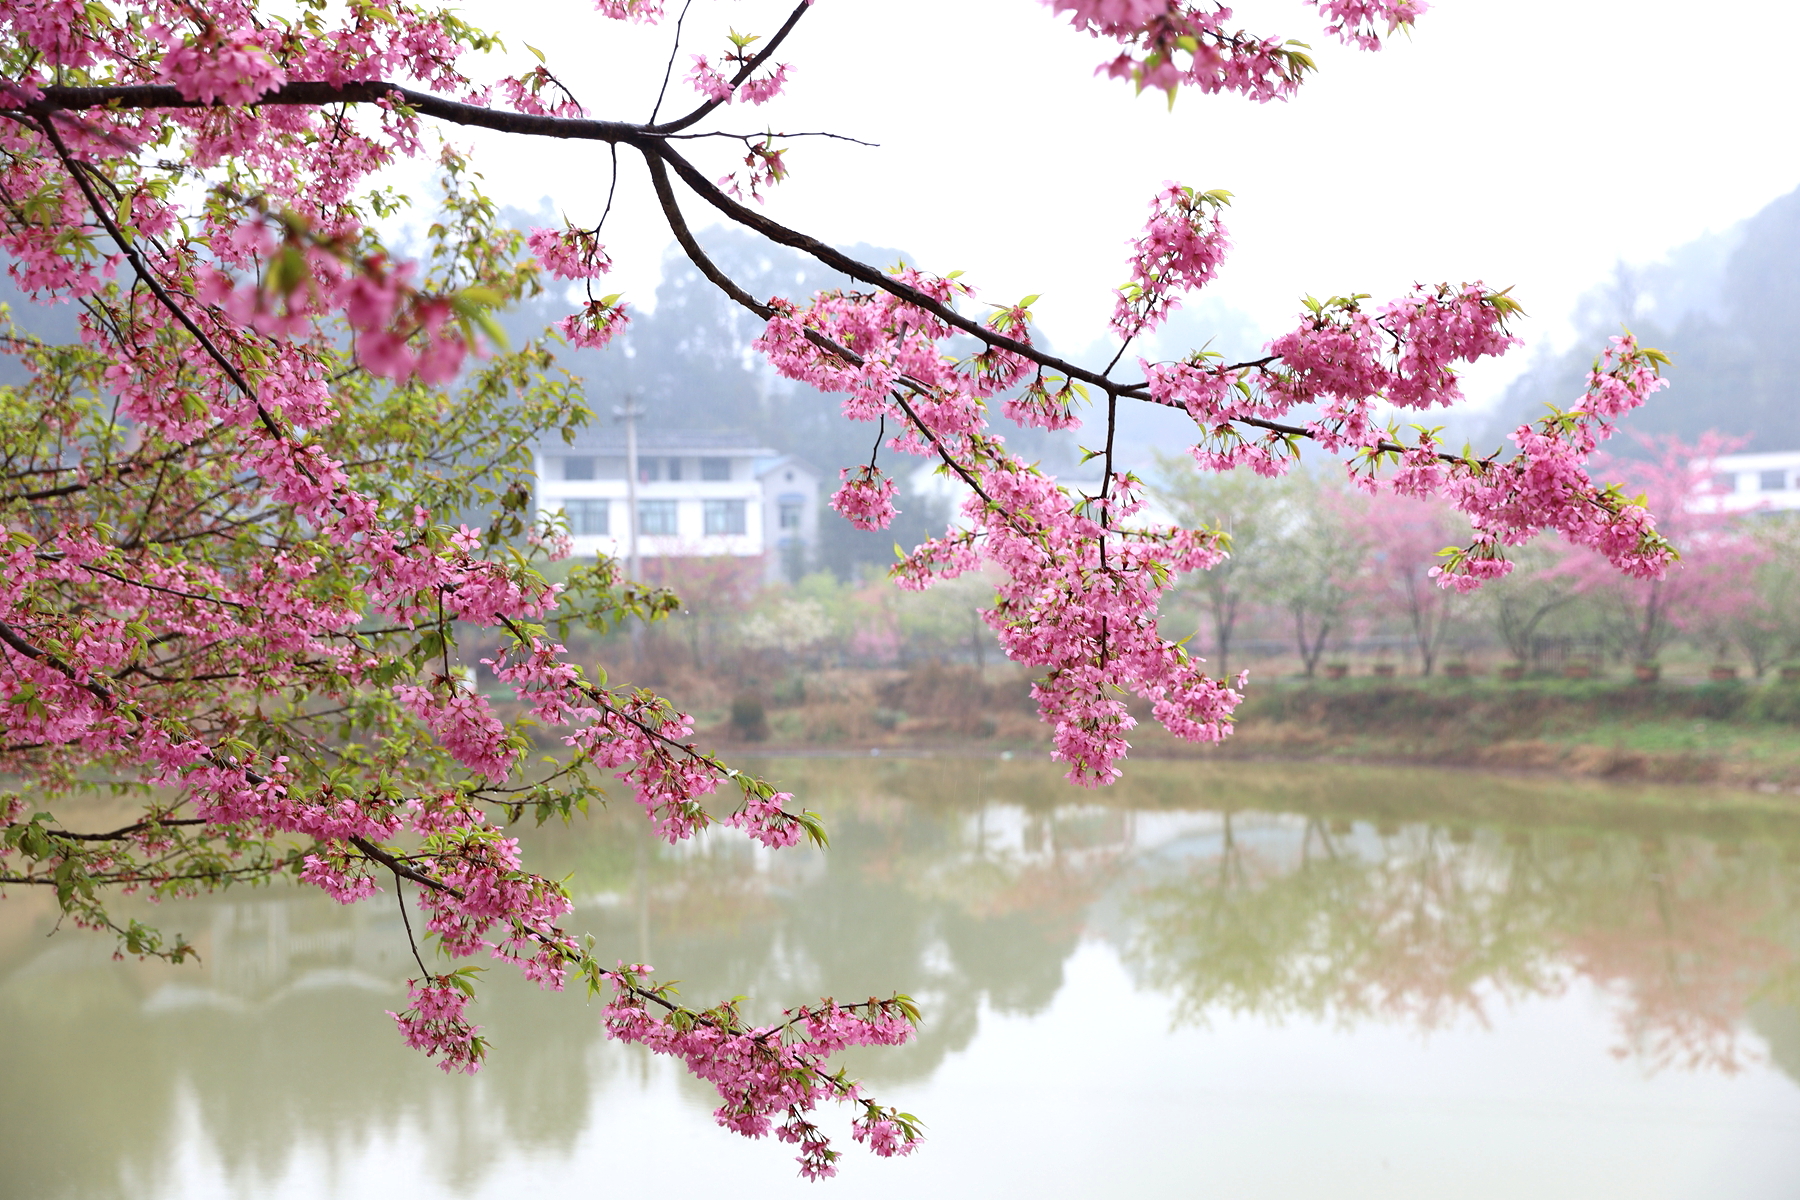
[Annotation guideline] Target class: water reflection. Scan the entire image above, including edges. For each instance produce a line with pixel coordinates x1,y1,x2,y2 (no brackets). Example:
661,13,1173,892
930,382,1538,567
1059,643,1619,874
6,760,1800,1198
1121,816,1800,1074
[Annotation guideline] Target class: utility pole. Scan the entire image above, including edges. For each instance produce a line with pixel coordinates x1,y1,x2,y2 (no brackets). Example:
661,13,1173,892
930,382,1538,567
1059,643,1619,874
614,396,646,664
614,395,643,582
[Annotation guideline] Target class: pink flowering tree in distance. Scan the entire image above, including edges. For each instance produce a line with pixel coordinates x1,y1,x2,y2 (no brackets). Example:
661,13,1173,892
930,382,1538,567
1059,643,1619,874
1338,490,1470,676
0,0,1679,1178
1553,435,1763,667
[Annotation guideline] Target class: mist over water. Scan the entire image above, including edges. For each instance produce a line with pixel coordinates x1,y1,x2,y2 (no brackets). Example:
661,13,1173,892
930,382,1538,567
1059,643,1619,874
8,759,1800,1199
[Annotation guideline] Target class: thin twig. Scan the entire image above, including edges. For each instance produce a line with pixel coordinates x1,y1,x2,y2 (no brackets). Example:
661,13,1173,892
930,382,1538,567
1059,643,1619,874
392,871,434,978
648,0,696,124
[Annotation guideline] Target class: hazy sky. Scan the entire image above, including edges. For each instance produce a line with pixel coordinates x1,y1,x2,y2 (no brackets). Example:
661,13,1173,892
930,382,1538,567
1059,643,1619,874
441,0,1800,408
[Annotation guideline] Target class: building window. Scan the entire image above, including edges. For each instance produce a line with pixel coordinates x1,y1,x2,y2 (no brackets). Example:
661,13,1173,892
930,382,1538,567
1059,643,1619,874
779,500,803,531
1760,469,1788,492
563,455,595,481
638,499,678,536
666,457,683,481
638,458,661,483
704,499,747,536
563,498,609,536
701,457,731,481
1713,472,1739,494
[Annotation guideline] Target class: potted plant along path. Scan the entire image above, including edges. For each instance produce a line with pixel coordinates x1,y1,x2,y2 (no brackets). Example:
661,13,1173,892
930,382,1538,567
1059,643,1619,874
0,0,1681,1179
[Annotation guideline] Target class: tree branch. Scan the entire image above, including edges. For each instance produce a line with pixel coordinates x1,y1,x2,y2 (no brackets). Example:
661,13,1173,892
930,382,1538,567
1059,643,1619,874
650,0,815,134
45,817,207,842
25,81,1499,473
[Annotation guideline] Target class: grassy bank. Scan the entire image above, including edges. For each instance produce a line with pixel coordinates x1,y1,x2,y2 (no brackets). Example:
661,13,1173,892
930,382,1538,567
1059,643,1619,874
656,666,1800,791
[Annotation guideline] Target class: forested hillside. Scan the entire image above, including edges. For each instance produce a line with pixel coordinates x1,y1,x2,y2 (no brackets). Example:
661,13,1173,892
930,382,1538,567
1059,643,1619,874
1488,185,1800,453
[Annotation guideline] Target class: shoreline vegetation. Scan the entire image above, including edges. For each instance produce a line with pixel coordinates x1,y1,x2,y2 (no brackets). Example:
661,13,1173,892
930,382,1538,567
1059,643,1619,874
512,662,1800,796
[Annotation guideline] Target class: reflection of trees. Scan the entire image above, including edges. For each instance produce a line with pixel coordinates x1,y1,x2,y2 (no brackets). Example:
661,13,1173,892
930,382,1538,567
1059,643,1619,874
0,781,1112,1199
569,796,1110,1089
1126,817,1558,1030
1553,840,1800,1072
1122,818,1800,1073
0,896,615,1200
10,758,1800,1197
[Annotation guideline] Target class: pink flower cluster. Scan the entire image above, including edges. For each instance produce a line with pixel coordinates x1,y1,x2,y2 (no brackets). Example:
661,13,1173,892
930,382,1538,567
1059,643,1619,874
394,683,517,783
726,791,807,849
1113,183,1230,338
603,968,921,1178
829,466,899,531
557,295,631,349
1048,0,1312,101
1311,0,1428,50
723,137,790,204
497,66,586,118
528,225,613,280
1433,335,1675,590
1144,283,1521,475
1048,0,1423,98
156,24,288,105
594,0,665,22
687,56,791,105
756,262,1243,785
194,216,487,386
301,850,380,903
389,974,487,1073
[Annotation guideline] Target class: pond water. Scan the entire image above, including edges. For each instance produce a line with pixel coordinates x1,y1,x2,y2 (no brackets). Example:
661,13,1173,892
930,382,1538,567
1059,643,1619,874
6,758,1800,1199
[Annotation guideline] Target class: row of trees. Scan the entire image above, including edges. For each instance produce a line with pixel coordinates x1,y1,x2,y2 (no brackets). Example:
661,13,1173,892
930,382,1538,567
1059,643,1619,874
592,434,1798,685
1154,437,1800,678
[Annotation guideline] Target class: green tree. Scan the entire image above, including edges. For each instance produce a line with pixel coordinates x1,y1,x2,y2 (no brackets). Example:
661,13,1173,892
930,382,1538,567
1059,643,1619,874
1262,469,1360,677
1152,460,1282,678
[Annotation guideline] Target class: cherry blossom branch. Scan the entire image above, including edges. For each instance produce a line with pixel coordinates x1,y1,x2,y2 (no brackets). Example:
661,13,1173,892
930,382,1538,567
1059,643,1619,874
646,142,1108,383
34,116,272,426
21,82,1493,473
644,154,994,504
0,617,118,708
663,129,879,145
349,834,450,893
45,817,208,841
646,143,1510,473
19,82,642,141
649,0,814,133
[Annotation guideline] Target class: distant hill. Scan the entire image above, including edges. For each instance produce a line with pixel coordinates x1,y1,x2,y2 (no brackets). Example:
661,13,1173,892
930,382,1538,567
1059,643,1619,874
1484,185,1800,454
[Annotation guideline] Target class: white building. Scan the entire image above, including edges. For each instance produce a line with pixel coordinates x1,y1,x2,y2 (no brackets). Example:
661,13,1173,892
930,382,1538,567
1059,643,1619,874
759,453,823,578
534,430,821,577
1699,450,1800,514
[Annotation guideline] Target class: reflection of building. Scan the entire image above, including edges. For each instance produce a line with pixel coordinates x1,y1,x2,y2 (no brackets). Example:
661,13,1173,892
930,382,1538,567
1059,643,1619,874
1700,450,1800,514
534,430,820,579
